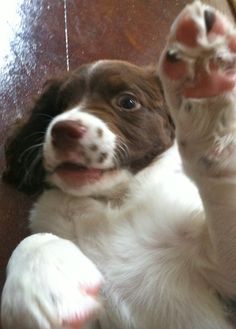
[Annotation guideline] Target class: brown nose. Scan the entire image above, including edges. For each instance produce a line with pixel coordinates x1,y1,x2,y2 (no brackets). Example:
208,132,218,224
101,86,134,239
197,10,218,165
51,120,87,149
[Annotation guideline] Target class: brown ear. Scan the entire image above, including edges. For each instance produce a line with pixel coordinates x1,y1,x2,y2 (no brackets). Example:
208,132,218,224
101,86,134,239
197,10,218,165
3,79,63,195
146,66,175,138
153,69,175,136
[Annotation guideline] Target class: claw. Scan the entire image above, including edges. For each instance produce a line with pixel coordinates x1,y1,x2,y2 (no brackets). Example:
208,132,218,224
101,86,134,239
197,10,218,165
166,49,181,63
204,9,215,33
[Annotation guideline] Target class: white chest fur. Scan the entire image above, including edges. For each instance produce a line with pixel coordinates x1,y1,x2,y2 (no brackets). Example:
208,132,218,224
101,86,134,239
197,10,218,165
29,146,208,329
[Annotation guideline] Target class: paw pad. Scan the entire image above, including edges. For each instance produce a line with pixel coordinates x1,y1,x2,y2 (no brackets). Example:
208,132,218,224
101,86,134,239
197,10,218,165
159,1,236,101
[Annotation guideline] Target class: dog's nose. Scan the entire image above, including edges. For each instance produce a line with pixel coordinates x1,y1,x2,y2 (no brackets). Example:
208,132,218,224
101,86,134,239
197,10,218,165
204,9,215,33
51,120,87,149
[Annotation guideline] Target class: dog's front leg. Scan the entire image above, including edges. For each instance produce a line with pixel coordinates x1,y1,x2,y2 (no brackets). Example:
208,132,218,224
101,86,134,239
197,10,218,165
159,1,236,297
1,233,103,329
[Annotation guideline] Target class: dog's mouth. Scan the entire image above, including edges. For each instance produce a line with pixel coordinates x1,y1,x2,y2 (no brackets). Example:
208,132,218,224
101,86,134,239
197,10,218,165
53,162,115,186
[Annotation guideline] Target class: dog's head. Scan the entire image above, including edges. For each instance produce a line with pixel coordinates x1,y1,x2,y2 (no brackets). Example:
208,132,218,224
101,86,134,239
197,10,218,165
3,60,174,197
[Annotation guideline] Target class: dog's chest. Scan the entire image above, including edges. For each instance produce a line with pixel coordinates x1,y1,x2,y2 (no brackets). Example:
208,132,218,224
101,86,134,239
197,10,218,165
30,148,203,329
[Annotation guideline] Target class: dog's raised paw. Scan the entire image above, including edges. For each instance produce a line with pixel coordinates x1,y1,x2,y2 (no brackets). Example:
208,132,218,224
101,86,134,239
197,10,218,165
159,1,236,107
158,1,236,172
1,234,103,329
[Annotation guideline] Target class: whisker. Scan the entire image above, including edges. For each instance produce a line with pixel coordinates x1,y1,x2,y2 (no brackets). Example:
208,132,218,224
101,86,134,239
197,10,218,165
35,113,54,120
19,143,43,163
112,152,120,168
119,142,129,159
21,150,43,187
23,143,44,166
23,131,46,141
114,137,129,166
116,137,129,162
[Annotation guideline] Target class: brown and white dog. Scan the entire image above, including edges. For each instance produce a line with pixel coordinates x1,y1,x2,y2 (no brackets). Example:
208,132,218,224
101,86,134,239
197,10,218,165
2,1,236,328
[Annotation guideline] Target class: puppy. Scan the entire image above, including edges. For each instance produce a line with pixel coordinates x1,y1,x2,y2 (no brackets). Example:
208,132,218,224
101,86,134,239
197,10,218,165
2,2,236,328
1,60,175,329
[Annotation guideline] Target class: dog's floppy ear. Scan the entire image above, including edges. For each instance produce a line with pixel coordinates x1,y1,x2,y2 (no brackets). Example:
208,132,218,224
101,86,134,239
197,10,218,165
3,79,63,195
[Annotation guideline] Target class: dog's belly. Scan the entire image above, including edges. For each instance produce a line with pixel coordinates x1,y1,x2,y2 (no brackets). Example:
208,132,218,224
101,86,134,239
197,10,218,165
84,181,204,328
80,151,205,328
30,146,205,329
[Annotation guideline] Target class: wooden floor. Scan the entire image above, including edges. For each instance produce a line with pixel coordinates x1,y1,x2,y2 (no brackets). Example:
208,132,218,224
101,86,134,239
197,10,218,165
0,0,234,326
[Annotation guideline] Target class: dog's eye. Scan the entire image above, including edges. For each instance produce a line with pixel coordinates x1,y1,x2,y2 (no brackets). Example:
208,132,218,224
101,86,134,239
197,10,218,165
116,94,140,111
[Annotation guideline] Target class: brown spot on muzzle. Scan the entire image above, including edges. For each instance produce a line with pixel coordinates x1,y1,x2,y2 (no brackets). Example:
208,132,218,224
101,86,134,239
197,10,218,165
97,128,103,138
98,152,108,163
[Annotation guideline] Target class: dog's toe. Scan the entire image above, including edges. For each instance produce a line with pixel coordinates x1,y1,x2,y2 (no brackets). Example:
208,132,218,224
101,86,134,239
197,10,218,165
159,1,236,104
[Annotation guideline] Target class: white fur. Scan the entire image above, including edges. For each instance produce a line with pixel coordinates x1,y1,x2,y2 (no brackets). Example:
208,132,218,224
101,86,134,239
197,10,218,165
2,145,231,329
44,107,116,171
2,2,236,328
43,105,132,198
1,234,103,329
